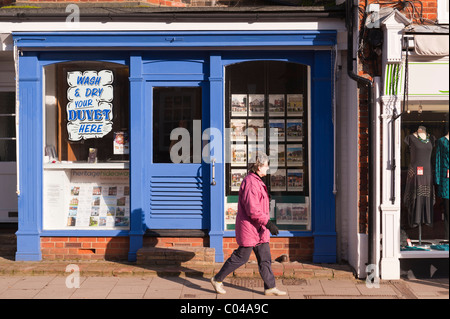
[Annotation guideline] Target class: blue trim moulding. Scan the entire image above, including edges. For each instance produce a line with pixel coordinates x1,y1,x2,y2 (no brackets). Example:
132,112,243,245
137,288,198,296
13,31,337,49
13,30,337,264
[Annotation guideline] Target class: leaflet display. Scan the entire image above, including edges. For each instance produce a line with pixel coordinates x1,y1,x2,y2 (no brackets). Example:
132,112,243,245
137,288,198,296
43,169,130,230
225,92,310,231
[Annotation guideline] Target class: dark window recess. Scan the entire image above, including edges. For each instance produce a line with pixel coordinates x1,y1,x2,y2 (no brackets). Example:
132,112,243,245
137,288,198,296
153,87,202,163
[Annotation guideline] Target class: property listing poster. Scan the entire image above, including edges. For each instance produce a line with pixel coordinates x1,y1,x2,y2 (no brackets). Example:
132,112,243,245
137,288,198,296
276,199,309,226
66,170,130,229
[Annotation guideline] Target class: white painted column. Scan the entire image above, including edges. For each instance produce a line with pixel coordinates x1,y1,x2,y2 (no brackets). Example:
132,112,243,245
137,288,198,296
380,95,402,280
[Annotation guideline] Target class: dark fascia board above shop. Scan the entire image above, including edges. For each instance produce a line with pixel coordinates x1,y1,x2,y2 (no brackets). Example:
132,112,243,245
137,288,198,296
0,3,345,23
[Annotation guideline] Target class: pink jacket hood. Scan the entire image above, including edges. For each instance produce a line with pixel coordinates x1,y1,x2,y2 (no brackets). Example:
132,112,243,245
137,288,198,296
235,172,271,247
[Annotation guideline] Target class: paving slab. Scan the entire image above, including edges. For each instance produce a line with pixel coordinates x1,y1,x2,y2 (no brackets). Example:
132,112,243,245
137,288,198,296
356,282,400,297
403,278,449,299
0,270,447,300
319,278,361,296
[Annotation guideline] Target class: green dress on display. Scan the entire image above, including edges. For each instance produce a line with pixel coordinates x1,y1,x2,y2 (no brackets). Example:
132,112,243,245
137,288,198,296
435,136,449,200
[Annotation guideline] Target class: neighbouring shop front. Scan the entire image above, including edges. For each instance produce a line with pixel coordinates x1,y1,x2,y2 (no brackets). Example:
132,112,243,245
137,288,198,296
12,30,338,263
398,43,449,277
378,11,449,279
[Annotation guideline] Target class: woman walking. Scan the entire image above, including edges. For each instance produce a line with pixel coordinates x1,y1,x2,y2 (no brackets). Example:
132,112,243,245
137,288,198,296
211,152,286,296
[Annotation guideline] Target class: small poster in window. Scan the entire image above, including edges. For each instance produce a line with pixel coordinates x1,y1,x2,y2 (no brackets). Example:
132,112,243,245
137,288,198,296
65,170,130,229
66,70,114,141
291,204,308,225
225,202,238,227
287,169,304,191
113,131,129,155
230,119,247,141
270,169,286,192
231,94,247,116
231,169,247,192
287,94,303,116
287,144,303,166
286,119,303,141
231,144,247,166
269,144,285,166
248,94,265,117
269,95,285,116
269,119,285,138
276,202,308,225
247,119,264,141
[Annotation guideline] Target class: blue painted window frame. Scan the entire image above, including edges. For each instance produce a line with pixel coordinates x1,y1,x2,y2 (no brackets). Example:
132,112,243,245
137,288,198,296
218,51,337,263
38,53,131,239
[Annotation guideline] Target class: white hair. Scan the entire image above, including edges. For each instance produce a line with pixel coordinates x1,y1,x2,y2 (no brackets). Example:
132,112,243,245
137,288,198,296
248,151,269,173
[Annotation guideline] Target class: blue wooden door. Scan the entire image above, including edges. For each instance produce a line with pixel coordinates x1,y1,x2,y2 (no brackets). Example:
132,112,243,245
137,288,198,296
146,82,210,230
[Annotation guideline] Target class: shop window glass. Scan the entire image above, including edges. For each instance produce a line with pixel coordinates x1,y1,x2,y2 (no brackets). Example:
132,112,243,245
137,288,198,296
0,92,16,162
225,61,310,231
43,62,130,230
45,62,129,163
153,87,202,163
401,107,449,249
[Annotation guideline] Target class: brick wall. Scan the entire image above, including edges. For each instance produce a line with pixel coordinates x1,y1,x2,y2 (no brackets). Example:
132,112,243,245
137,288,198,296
41,236,314,261
361,0,439,23
144,236,314,262
41,237,129,260
143,236,210,248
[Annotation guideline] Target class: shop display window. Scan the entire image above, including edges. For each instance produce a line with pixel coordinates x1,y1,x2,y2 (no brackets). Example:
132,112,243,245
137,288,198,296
44,62,129,163
43,62,130,230
0,92,16,162
400,105,449,251
225,61,311,231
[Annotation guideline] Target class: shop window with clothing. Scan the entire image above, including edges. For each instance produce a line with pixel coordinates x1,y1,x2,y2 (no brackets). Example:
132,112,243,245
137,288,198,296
224,61,311,231
43,61,130,230
400,104,449,250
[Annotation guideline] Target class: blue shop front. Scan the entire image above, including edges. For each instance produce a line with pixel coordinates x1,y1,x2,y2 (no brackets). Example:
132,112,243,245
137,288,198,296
13,30,337,263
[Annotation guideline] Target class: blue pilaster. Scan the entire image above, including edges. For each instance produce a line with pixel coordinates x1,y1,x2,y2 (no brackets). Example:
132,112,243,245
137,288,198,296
208,53,225,262
311,50,337,263
128,53,145,261
15,53,43,261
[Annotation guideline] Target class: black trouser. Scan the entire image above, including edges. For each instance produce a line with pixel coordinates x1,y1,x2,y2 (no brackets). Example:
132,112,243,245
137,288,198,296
214,243,276,290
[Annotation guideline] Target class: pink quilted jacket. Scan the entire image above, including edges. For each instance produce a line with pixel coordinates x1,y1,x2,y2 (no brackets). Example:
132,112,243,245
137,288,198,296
235,172,270,247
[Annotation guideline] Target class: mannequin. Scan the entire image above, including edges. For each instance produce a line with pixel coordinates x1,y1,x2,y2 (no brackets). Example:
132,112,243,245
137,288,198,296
414,125,428,141
435,128,449,240
404,126,436,246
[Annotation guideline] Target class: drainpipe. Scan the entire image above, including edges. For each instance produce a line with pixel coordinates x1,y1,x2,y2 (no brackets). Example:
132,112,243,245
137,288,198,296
345,0,376,275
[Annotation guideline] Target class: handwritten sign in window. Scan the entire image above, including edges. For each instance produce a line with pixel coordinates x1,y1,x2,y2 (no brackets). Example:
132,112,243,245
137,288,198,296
66,70,114,141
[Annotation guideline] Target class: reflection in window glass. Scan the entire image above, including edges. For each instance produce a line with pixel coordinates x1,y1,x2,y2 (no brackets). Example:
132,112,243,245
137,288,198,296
153,87,202,163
